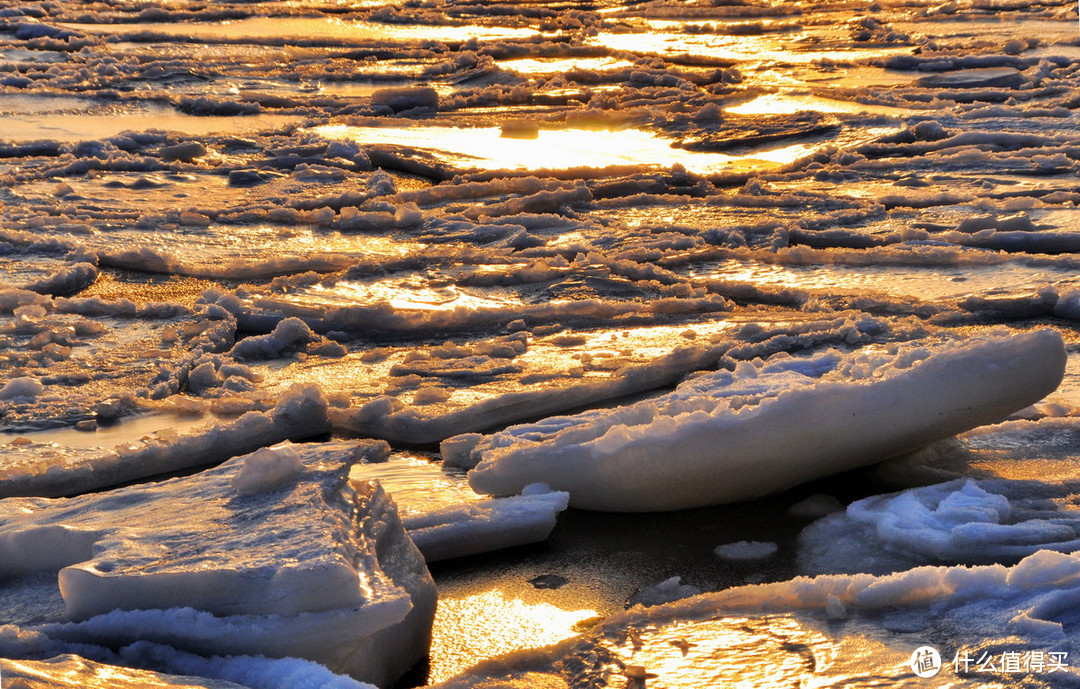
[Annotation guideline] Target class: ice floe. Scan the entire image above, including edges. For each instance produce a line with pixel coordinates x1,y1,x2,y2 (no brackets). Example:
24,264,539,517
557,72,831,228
464,330,1066,511
0,439,434,688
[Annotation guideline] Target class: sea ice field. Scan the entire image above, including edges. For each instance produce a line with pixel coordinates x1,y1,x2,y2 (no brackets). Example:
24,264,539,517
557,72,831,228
1,0,1080,686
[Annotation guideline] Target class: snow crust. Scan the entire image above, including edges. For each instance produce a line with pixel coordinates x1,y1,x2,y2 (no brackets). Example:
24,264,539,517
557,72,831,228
801,477,1080,575
465,330,1066,510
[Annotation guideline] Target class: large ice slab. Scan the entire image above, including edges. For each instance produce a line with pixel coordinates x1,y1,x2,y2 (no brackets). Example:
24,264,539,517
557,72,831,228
465,330,1066,511
0,440,436,688
0,384,329,497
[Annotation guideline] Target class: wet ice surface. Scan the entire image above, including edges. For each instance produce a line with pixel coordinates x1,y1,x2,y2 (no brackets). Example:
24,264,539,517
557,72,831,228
3,0,1080,686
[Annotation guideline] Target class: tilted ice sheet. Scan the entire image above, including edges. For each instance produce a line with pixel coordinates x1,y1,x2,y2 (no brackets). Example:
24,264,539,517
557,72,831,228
252,318,737,444
0,440,436,688
213,261,732,338
463,330,1067,511
0,655,251,689
0,384,329,497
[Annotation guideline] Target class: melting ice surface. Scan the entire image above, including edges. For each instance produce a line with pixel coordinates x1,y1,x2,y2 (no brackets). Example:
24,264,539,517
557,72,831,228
0,98,300,143
63,17,540,42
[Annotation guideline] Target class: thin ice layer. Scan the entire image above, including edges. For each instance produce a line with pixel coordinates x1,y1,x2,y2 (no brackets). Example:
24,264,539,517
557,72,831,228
0,440,436,688
0,384,329,498
403,485,569,563
465,330,1067,511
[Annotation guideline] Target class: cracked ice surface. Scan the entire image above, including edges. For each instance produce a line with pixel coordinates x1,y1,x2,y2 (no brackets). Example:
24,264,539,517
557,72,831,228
1,0,1080,684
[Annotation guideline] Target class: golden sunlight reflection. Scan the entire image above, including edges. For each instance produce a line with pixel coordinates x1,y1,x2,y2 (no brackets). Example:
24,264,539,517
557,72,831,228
430,589,599,683
312,124,816,174
497,57,637,75
725,92,909,117
305,279,516,311
349,454,481,518
589,22,910,64
596,615,969,689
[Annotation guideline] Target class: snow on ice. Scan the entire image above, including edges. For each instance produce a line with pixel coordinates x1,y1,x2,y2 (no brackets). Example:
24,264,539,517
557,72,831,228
0,440,435,688
463,330,1066,511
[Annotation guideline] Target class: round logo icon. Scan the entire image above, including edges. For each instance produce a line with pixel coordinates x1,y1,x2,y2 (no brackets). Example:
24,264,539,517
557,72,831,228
910,646,942,678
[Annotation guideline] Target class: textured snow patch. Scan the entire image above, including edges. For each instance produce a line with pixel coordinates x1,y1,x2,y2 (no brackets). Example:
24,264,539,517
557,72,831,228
231,445,303,495
800,477,1080,575
0,377,43,400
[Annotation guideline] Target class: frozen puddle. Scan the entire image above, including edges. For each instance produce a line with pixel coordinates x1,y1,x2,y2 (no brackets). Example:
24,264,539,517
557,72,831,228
0,99,300,143
62,17,540,43
312,123,891,174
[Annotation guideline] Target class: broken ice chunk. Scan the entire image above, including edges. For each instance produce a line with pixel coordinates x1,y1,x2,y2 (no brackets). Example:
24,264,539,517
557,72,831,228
403,484,569,563
467,330,1066,511
0,440,436,687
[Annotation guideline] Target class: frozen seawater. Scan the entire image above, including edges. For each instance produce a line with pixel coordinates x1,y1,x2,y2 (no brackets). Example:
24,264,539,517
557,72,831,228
3,0,1080,683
